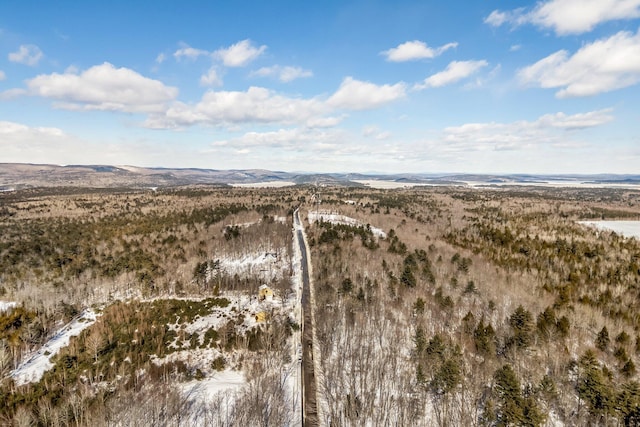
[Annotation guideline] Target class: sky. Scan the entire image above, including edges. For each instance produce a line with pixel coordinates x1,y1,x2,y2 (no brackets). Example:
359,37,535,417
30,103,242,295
1,0,639,174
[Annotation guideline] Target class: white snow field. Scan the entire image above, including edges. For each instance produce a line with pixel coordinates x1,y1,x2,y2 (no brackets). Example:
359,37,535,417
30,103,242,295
0,301,17,312
11,308,99,386
229,181,296,188
579,221,640,240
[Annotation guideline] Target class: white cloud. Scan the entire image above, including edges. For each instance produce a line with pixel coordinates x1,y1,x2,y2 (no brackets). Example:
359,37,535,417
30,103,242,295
0,121,76,164
200,67,223,86
518,29,640,97
26,62,178,113
0,120,65,137
415,60,488,89
208,128,352,161
537,109,615,129
144,86,326,129
173,44,209,61
484,10,511,27
362,125,391,140
485,0,640,35
252,65,313,82
213,39,266,67
510,44,522,52
463,64,502,89
381,40,458,62
0,70,5,81
327,77,406,110
156,53,167,64
145,76,407,129
0,88,27,100
8,44,43,66
441,108,614,151
306,116,345,128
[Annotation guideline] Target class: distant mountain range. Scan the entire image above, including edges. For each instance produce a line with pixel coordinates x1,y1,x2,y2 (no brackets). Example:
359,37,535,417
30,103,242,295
1,163,640,189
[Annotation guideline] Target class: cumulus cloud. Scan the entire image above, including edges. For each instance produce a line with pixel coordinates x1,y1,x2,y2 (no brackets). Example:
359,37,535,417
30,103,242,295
485,0,640,35
212,128,339,150
0,121,75,163
441,108,613,151
381,40,458,62
26,62,178,113
155,53,167,64
200,67,223,86
146,75,408,128
144,86,326,129
327,77,406,110
0,70,5,81
306,116,345,128
518,29,640,97
213,39,266,67
0,120,65,137
252,65,313,82
8,44,43,66
415,60,488,89
173,44,209,61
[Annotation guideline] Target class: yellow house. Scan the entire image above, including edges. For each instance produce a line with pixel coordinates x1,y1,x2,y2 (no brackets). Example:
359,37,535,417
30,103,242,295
259,284,274,302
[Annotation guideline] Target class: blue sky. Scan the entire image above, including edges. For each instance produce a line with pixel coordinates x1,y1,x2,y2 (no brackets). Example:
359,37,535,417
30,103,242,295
1,0,639,174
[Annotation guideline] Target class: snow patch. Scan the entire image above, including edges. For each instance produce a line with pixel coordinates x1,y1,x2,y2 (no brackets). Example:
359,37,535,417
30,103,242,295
11,308,100,386
0,301,17,312
308,210,387,239
181,369,246,399
579,220,640,240
229,181,296,188
218,251,287,281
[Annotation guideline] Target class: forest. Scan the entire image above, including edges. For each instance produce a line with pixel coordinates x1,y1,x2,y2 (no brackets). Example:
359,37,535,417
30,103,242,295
1,184,640,426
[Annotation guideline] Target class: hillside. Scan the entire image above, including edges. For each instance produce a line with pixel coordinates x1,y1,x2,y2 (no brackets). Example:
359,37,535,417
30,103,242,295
3,163,640,190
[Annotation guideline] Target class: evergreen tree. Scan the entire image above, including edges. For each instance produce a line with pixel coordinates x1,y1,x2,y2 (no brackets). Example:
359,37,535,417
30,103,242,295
596,326,610,352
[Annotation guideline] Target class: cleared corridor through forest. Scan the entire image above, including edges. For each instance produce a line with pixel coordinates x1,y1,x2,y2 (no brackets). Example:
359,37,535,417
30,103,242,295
294,209,319,427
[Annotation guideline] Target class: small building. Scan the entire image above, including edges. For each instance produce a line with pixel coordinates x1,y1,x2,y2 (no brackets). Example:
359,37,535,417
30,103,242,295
258,284,274,302
255,311,269,323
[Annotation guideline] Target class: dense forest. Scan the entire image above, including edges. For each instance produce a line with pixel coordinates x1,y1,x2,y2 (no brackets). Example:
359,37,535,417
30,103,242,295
1,185,640,426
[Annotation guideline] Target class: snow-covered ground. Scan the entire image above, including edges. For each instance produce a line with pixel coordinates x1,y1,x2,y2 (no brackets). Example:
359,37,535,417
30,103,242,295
308,210,387,239
161,293,275,351
579,221,640,240
151,227,302,426
354,178,640,190
229,181,296,188
352,180,439,189
181,369,246,400
11,308,99,386
217,250,288,283
0,301,17,312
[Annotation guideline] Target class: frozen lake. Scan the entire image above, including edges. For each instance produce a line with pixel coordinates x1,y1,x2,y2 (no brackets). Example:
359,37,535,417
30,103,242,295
579,221,640,240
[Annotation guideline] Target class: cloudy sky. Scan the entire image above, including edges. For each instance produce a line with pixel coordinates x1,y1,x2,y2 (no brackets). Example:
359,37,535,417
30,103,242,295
1,0,639,174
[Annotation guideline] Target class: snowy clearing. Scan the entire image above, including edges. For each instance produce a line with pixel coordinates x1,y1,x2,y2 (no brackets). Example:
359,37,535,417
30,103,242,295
218,250,288,282
352,179,438,189
229,181,296,188
181,369,246,401
0,301,17,312
465,180,640,189
162,293,278,351
308,210,387,239
579,221,640,240
11,309,99,386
